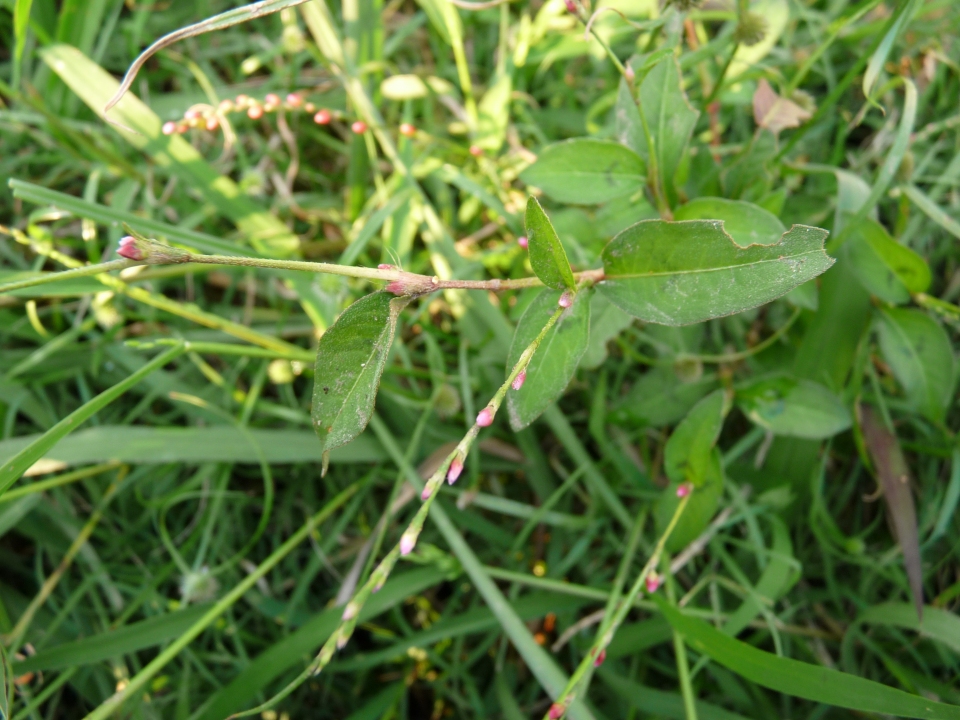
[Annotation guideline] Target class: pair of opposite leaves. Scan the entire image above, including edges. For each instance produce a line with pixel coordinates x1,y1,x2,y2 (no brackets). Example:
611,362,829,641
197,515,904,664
311,197,833,457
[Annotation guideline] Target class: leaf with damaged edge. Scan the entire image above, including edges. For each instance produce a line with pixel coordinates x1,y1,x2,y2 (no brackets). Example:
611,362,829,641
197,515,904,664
674,198,785,248
311,293,406,462
525,197,575,290
598,220,834,325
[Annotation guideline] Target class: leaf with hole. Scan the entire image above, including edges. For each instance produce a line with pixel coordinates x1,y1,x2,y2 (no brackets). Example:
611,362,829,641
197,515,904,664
737,375,851,439
311,293,406,461
875,308,955,423
519,139,646,205
673,198,785,247
525,197,575,290
598,220,834,325
506,289,590,430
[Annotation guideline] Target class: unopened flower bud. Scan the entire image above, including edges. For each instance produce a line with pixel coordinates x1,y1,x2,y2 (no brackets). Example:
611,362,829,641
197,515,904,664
161,121,177,136
400,530,418,556
447,456,464,485
378,263,394,270
304,102,316,113
476,407,494,427
549,702,566,719
594,648,607,667
247,104,263,119
372,576,385,594
558,291,574,308
512,370,526,391
399,122,416,138
264,93,280,108
564,0,577,13
336,627,351,650
286,92,302,106
421,485,432,501
352,120,368,134
517,235,528,249
469,145,483,157
117,236,191,265
118,236,144,261
341,601,359,621
646,572,661,594
235,94,250,107
676,482,693,498
205,116,219,131
625,65,635,83
314,109,332,125
184,108,201,121
218,99,233,113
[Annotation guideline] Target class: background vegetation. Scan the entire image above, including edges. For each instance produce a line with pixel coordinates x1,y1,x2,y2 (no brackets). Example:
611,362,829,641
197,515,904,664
1,0,960,718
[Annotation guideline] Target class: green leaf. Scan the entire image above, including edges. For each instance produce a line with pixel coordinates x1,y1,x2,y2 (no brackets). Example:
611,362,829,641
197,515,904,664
846,218,930,304
664,390,728,486
673,198,786,247
475,71,512,152
580,293,634,370
737,376,852,439
311,293,405,456
848,602,960,658
652,594,960,720
520,139,646,205
656,449,723,552
613,367,718,428
506,289,590,430
637,55,699,206
525,197,575,290
598,221,834,326
876,308,956,423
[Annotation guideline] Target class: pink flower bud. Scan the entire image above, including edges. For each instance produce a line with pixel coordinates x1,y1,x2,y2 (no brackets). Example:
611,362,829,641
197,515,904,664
341,601,358,621
117,236,144,261
161,121,177,135
594,648,607,667
314,109,332,125
676,482,693,498
549,702,566,719
286,92,302,106
218,99,233,112
564,0,577,12
264,93,280,108
378,263,394,270
304,102,316,113
205,116,219,131
645,572,661,594
386,280,404,295
247,105,263,120
447,456,464,485
469,145,483,157
399,122,416,138
400,531,417,556
512,370,526,391
235,94,250,107
184,108,201,121
558,291,573,308
421,485,432,501
517,235,528,249
176,123,188,134
476,407,494,427
625,65,636,83
352,120,368,134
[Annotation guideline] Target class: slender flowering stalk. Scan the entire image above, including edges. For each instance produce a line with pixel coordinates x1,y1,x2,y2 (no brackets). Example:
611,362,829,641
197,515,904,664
230,292,577,719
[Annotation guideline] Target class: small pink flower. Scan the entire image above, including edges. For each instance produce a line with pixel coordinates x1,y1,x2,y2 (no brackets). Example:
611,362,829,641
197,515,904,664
184,108,201,121
399,123,416,138
304,102,316,113
517,235,528,249
386,280,404,295
314,109,332,125
594,648,606,667
176,123,188,134
564,0,577,12
676,482,693,498
205,116,219,131
447,457,464,485
247,105,263,120
117,236,144,261
512,370,526,391
286,92,302,106
264,93,280,108
400,531,417,556
645,572,661,594
476,407,494,427
558,291,573,308
218,99,233,112
469,145,483,157
352,120,368,134
161,121,177,135
549,702,566,719
235,94,250,107
421,486,432,501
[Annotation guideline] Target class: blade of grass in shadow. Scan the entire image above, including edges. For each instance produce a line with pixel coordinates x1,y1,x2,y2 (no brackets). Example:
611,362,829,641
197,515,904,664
652,594,960,719
81,482,360,720
369,414,596,720
0,344,185,497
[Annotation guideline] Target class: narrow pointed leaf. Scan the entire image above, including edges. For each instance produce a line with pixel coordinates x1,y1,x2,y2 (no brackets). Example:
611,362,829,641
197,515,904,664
525,198,575,290
598,220,834,325
652,593,960,719
519,139,646,205
507,289,590,430
846,218,930,304
311,293,405,454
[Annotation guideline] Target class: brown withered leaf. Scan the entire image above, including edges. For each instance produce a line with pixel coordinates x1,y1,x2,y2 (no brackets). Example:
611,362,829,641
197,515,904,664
858,403,923,620
753,78,812,134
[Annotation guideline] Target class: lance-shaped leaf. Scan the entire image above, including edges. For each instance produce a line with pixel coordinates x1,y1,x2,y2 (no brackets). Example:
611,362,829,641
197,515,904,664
519,139,645,205
312,293,405,465
858,404,923,620
875,308,956,423
737,375,851,439
598,220,834,326
664,390,728,487
525,198,575,290
846,218,930,305
506,289,590,430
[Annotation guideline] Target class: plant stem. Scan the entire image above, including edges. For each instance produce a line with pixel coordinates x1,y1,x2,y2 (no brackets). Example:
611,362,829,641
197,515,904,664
0,255,134,294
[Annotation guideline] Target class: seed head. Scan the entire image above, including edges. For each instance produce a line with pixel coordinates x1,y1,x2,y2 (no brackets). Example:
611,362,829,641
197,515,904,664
734,11,767,46
476,407,494,427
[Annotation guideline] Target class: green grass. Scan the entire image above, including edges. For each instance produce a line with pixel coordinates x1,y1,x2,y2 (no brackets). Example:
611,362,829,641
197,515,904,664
1,0,960,718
